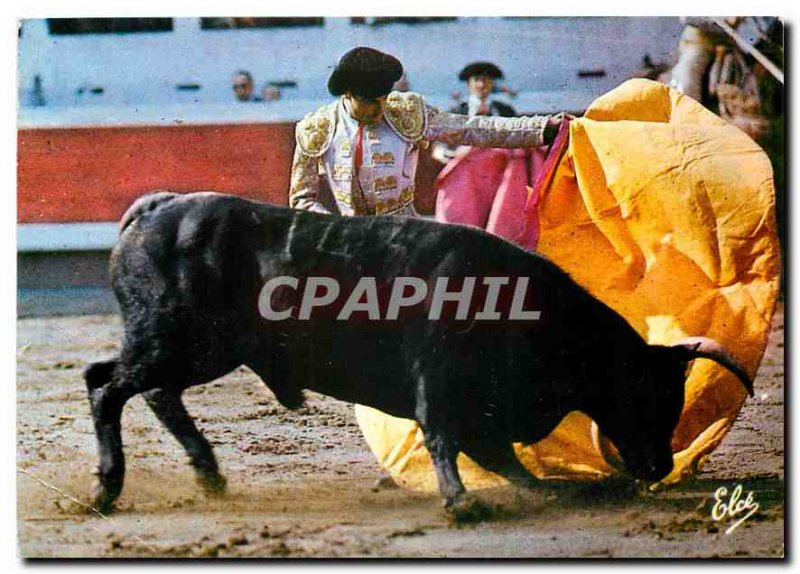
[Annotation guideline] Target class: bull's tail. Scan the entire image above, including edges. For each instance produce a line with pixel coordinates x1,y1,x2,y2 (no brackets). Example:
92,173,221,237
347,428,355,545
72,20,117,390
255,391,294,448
119,191,179,234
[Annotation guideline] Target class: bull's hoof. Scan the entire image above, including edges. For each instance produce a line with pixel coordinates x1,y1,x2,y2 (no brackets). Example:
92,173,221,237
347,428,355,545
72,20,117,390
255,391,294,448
90,480,118,515
444,494,494,524
198,471,227,496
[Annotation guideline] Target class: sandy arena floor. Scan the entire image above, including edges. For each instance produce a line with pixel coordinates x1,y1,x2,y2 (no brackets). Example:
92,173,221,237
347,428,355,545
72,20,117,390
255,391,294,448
16,305,784,558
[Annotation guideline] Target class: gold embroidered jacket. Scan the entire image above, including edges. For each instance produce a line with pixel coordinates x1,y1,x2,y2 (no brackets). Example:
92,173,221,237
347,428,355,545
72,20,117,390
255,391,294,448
289,91,550,216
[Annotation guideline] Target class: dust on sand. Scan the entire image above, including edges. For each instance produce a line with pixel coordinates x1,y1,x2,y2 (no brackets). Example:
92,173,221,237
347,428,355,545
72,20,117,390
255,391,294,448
17,306,784,558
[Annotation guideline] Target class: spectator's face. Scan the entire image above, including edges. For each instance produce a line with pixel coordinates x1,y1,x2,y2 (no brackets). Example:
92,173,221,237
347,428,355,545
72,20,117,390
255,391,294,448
262,86,281,101
233,74,253,101
468,75,494,100
346,94,387,124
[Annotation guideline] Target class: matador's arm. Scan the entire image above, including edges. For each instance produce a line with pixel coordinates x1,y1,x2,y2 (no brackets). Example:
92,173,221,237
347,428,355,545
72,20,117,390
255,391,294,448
424,105,552,148
288,145,331,214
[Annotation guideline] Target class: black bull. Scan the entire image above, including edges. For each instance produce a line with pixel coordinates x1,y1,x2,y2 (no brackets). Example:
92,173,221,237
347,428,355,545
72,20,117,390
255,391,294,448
84,191,753,519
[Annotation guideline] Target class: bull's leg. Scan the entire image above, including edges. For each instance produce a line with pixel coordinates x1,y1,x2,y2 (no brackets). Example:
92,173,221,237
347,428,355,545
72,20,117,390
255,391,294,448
414,375,464,507
461,440,538,489
421,430,494,523
84,359,137,514
415,367,485,522
423,431,465,508
142,388,226,495
247,357,305,410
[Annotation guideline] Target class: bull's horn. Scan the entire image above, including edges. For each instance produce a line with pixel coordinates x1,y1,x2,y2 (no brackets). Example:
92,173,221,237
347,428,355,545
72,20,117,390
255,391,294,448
672,337,754,397
590,421,626,473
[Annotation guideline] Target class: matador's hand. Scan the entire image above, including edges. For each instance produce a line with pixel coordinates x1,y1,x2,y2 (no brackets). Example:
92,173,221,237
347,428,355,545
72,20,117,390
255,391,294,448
544,113,577,144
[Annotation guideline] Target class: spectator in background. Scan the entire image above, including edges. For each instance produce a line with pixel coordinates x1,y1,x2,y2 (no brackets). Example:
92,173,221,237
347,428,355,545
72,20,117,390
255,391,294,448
261,83,282,101
232,70,260,102
433,61,557,246
432,61,517,164
452,62,517,117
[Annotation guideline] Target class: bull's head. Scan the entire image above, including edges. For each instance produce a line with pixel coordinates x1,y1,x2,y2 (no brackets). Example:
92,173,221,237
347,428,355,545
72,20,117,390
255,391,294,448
589,337,753,482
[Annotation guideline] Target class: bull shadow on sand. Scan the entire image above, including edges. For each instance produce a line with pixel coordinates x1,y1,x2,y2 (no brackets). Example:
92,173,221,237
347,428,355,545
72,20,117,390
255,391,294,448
467,474,784,524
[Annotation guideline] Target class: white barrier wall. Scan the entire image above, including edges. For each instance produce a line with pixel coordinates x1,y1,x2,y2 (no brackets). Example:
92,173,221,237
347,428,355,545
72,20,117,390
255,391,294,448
19,17,683,118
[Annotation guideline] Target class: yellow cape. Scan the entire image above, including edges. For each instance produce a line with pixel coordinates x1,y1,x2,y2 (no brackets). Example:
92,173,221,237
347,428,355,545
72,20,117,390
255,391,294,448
355,79,781,490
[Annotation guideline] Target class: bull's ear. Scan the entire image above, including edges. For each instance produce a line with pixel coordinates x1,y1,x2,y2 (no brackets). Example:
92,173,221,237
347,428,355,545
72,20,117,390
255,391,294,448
668,337,754,397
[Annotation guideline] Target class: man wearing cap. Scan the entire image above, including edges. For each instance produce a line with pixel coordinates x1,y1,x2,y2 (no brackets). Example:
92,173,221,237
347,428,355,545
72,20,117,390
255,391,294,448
432,61,519,164
289,47,567,218
452,61,517,118
431,59,553,244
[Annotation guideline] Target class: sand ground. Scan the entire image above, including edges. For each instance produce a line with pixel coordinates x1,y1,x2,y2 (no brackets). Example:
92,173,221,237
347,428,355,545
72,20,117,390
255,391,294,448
16,305,784,558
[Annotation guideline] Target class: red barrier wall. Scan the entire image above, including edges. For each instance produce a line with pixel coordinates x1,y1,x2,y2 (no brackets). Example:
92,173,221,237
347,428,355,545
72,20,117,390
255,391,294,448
17,123,441,223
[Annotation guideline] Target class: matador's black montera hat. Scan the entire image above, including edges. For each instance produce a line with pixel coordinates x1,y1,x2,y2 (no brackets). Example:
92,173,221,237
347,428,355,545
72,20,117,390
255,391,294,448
328,47,404,99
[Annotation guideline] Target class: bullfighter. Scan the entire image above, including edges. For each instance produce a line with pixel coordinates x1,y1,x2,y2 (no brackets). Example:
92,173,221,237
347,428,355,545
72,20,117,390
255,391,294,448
289,46,569,217
451,61,517,117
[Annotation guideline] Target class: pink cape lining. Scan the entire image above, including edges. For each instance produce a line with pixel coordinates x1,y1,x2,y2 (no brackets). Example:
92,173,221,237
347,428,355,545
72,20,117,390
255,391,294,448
434,120,571,251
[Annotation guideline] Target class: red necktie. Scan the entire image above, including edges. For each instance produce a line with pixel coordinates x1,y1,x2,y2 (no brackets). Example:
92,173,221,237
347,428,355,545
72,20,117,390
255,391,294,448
354,124,364,173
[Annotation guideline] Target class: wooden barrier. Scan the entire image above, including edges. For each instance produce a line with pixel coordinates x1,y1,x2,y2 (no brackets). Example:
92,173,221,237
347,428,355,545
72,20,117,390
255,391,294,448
18,122,442,224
